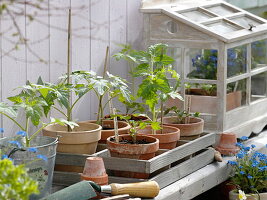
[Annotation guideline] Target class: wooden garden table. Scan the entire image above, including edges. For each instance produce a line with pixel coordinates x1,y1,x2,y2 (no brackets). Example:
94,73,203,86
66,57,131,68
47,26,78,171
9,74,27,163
145,131,267,200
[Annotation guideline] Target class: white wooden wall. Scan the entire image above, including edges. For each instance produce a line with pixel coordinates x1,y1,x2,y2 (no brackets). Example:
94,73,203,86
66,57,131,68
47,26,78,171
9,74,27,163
0,0,144,137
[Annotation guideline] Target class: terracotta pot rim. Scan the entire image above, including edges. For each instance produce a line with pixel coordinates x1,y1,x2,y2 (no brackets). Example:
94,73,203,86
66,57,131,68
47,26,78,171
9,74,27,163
162,116,204,126
138,125,180,136
107,134,159,155
106,134,159,147
43,122,101,145
44,122,102,133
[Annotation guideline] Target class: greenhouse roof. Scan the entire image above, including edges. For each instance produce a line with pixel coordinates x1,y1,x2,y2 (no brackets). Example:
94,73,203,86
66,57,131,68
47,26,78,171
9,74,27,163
141,0,267,43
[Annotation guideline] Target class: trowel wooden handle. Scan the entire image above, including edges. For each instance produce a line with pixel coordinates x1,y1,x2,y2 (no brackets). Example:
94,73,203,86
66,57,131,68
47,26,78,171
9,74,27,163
110,181,160,198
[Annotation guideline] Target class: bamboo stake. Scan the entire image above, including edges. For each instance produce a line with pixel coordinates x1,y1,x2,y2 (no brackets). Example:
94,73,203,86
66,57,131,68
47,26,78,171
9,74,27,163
67,8,72,131
113,108,119,143
185,96,191,124
103,46,110,78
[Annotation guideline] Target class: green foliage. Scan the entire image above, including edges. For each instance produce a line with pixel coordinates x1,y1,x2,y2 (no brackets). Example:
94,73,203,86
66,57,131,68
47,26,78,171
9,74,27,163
83,71,131,125
0,159,39,200
112,114,149,143
116,44,182,133
0,81,78,146
164,106,200,124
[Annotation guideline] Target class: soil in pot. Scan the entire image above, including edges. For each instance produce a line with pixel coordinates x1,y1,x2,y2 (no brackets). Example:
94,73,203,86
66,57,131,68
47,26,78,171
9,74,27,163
162,116,204,137
104,114,150,121
107,134,159,178
83,120,131,143
137,125,180,150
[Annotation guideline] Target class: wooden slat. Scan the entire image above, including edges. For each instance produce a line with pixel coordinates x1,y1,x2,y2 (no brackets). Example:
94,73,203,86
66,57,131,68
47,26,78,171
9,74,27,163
93,153,149,173
55,153,90,166
53,171,81,186
150,148,214,189
148,133,215,172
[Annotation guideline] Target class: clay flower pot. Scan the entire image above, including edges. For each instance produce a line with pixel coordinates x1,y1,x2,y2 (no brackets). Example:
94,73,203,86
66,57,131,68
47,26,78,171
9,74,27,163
229,190,267,200
162,116,204,137
80,157,108,186
216,132,239,156
43,122,101,154
106,134,159,178
83,120,131,143
137,125,180,149
166,90,242,114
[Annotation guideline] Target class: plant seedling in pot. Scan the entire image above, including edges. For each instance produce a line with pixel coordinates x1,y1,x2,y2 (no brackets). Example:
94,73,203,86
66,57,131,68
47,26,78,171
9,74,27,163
0,85,75,147
164,106,200,124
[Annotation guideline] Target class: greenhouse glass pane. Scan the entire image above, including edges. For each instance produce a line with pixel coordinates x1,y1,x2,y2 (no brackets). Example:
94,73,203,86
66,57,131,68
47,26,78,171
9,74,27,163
251,72,267,102
227,45,247,78
251,40,267,69
230,16,262,29
186,49,218,80
205,4,238,16
206,21,240,34
226,79,247,111
180,10,214,22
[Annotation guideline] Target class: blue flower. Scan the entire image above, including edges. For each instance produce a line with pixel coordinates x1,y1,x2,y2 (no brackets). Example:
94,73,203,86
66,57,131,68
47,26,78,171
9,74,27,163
247,175,253,179
0,128,4,133
1,155,8,159
27,147,38,153
228,160,238,165
244,147,250,151
8,141,22,148
37,154,48,162
258,166,267,171
236,142,243,148
16,131,26,137
251,144,256,148
240,171,245,175
251,160,259,167
211,49,217,54
237,152,245,159
240,136,248,141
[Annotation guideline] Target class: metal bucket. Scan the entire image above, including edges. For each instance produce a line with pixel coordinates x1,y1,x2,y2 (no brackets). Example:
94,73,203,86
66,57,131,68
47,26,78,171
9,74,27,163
0,136,58,199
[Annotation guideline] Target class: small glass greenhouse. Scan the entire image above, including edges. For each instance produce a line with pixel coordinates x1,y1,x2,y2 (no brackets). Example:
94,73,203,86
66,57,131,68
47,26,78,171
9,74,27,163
141,0,267,137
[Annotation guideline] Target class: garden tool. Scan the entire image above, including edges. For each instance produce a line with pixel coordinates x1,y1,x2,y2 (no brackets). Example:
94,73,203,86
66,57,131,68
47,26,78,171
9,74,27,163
42,180,160,200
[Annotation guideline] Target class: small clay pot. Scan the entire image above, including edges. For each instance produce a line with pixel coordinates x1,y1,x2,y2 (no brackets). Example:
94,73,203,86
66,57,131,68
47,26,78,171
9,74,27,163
82,120,131,143
137,125,180,149
216,132,239,156
80,157,108,186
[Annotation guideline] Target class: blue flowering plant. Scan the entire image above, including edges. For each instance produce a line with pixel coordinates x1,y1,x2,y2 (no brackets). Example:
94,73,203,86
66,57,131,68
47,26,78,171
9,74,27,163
187,49,218,80
228,136,267,194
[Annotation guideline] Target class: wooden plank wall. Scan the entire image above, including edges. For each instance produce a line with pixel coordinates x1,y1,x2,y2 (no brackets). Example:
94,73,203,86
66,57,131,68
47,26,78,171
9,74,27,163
0,0,143,137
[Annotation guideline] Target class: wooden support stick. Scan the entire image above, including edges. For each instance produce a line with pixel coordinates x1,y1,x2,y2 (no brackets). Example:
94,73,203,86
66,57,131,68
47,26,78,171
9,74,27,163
103,46,110,78
185,96,191,124
113,108,119,143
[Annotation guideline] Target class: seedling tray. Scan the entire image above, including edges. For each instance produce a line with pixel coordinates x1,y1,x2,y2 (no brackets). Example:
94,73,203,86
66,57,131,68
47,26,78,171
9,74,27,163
53,132,216,189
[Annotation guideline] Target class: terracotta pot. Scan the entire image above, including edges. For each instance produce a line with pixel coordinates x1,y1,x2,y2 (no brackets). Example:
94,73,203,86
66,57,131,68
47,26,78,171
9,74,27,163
83,120,131,143
137,125,180,149
215,132,239,156
229,190,267,200
80,157,108,186
162,116,204,136
166,90,242,114
107,134,159,178
42,122,101,154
